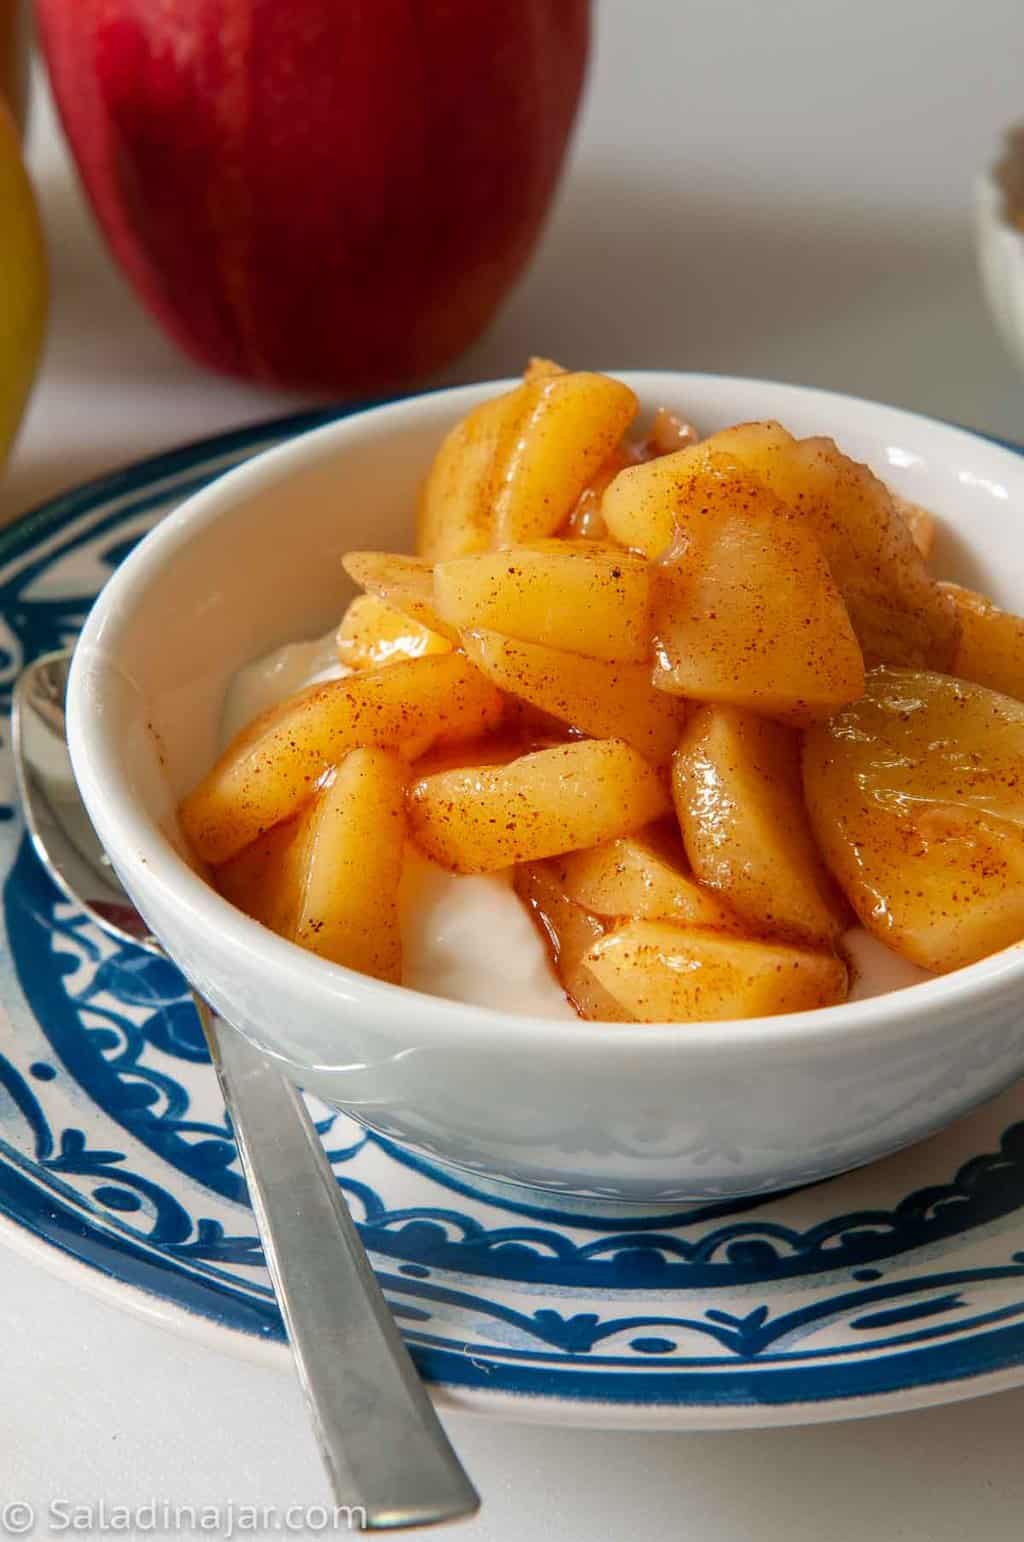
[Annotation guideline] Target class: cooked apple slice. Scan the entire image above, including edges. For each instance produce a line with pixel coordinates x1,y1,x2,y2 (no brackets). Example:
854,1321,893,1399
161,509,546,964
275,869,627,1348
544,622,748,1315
212,750,406,981
416,384,529,560
408,733,526,779
523,356,566,383
552,823,740,930
286,749,406,981
561,491,612,542
892,494,935,560
699,418,796,467
804,668,1024,971
497,692,576,748
601,427,790,556
214,818,302,933
701,426,959,670
407,739,670,874
939,583,1024,700
646,407,700,456
463,628,687,764
336,593,451,670
673,706,848,945
606,424,957,669
180,653,503,864
780,437,957,669
435,540,651,662
649,453,864,721
584,921,848,1022
601,440,707,557
492,371,638,545
515,859,632,1021
342,551,458,642
560,443,636,542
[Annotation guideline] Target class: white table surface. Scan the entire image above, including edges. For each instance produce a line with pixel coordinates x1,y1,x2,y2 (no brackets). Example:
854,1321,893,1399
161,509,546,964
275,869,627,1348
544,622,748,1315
3,2,1024,1536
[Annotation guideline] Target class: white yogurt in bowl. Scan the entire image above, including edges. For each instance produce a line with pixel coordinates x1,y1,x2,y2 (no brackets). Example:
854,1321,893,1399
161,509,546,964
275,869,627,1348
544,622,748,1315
223,635,932,1016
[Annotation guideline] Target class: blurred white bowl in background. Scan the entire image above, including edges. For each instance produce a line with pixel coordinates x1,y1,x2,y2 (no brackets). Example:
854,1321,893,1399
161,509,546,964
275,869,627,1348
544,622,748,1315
975,148,1024,377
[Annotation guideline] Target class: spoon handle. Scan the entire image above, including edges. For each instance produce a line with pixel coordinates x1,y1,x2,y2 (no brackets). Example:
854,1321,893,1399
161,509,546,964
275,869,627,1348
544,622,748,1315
201,999,479,1530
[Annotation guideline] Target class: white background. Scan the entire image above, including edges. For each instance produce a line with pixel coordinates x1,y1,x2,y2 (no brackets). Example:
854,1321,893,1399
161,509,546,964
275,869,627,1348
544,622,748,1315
3,1,1024,1536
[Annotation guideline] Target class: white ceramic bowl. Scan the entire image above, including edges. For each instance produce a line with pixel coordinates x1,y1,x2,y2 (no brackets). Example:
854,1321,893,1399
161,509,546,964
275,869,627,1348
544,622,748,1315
66,374,1024,1203
975,168,1024,375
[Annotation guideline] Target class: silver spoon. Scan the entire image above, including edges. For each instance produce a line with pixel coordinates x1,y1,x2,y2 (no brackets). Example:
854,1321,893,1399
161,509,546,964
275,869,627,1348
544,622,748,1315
12,648,479,1532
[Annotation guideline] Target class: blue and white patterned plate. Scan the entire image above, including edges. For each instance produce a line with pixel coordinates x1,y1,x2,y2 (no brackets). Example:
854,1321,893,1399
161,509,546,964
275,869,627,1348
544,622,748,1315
5,408,1024,1429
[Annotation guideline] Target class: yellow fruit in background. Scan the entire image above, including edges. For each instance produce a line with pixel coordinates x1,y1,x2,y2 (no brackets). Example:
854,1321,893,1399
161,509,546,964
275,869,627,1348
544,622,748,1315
0,97,47,470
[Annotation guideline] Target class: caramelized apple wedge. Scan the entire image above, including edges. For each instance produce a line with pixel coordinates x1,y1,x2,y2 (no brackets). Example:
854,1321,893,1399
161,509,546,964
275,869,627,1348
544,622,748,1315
492,371,638,545
601,425,795,557
515,859,632,1021
214,818,302,933
407,739,670,874
584,921,848,1022
552,823,740,930
939,583,1024,700
434,540,651,662
336,593,451,670
648,453,864,721
892,494,936,560
699,425,959,670
416,384,528,560
212,750,406,981
463,628,687,764
804,668,1024,971
698,418,796,469
601,440,709,557
560,444,636,542
673,706,848,945
342,551,457,642
180,654,503,864
287,749,406,981
523,356,566,383
646,407,700,456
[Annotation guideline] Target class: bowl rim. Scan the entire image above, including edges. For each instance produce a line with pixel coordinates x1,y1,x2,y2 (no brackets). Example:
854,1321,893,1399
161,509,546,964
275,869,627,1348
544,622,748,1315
67,371,1024,1060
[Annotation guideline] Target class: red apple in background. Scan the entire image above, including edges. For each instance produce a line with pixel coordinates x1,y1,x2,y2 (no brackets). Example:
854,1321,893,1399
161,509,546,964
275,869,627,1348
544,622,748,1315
36,0,590,392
